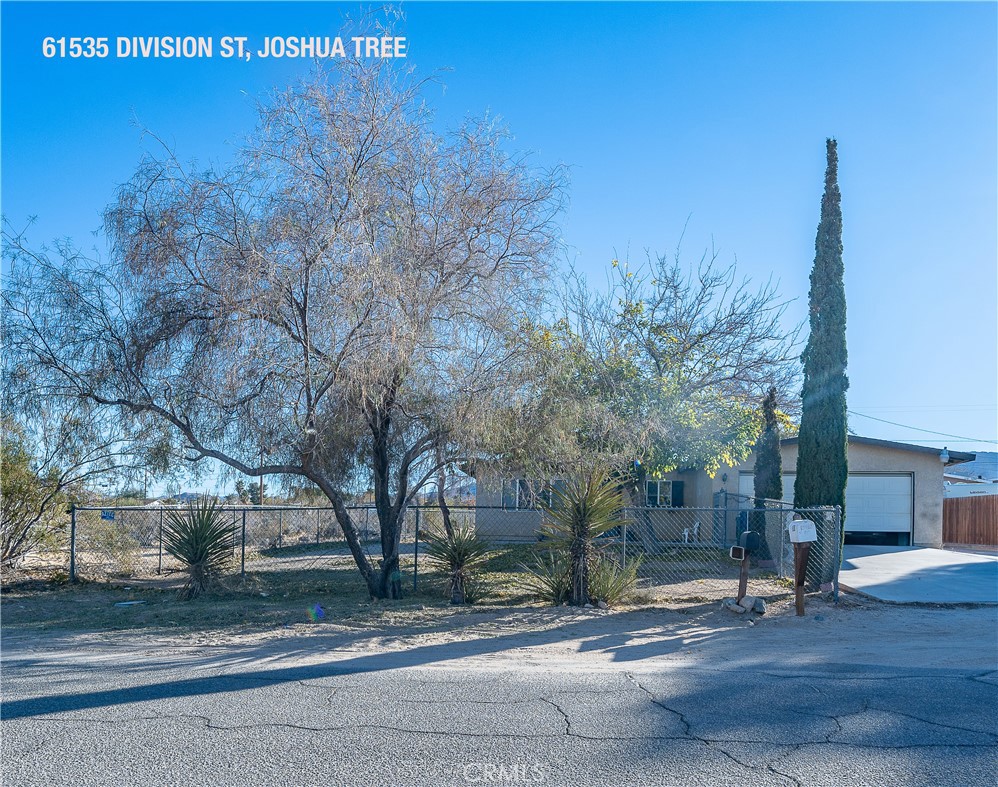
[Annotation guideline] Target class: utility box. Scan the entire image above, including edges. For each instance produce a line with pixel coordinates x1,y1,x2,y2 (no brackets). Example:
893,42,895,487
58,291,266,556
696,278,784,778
788,518,818,543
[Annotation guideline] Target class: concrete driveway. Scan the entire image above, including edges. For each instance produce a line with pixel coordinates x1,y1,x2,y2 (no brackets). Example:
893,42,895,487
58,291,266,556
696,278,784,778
840,545,998,604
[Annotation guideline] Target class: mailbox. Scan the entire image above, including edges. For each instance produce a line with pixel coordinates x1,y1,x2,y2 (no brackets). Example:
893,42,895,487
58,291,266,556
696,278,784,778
729,545,746,561
739,530,761,553
788,518,818,543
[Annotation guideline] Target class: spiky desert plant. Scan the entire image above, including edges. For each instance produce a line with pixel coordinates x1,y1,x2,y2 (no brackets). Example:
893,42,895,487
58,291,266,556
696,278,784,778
588,555,641,607
520,549,572,605
162,496,236,600
421,525,492,604
540,469,626,606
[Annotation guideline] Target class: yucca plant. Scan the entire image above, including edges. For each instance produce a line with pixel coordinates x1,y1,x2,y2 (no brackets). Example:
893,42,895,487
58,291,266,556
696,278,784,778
520,550,572,605
421,525,492,604
162,496,236,600
588,555,641,607
540,469,626,607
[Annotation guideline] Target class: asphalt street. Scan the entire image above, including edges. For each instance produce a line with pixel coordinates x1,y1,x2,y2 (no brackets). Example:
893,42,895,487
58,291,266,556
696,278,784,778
2,605,996,787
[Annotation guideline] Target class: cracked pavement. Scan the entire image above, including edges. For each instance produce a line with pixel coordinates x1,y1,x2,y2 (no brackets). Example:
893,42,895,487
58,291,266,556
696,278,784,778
2,601,996,786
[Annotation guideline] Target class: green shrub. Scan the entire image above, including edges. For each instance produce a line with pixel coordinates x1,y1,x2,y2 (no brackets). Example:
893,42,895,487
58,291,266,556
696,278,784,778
540,469,626,606
1,423,66,570
522,551,639,608
163,496,236,600
588,555,641,607
421,525,491,604
520,550,572,605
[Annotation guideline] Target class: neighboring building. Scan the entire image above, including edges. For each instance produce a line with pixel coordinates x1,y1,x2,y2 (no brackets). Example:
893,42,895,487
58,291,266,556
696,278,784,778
945,483,998,499
943,451,998,484
475,436,975,548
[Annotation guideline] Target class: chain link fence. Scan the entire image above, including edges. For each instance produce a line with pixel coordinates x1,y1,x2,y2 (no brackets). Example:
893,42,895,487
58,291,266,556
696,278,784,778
34,498,841,605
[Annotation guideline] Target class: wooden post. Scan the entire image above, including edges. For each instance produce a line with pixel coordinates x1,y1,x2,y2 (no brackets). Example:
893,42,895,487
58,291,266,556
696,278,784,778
737,554,749,603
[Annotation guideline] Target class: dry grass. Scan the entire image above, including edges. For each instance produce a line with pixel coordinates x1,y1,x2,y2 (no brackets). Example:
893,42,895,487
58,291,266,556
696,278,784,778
1,542,800,637
0,547,549,637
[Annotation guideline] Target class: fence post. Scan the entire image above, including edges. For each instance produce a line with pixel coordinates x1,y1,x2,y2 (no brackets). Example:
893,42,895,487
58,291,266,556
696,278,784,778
69,505,77,582
157,509,164,574
316,508,321,544
780,510,786,579
621,520,627,567
241,510,247,578
278,510,283,550
833,505,843,603
413,507,420,592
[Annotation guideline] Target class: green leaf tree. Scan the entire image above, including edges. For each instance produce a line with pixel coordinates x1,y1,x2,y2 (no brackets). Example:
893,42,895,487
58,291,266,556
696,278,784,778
247,480,267,507
529,249,801,486
754,388,784,503
0,422,64,569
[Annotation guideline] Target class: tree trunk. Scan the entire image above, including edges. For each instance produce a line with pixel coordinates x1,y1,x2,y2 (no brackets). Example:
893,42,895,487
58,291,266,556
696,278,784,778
312,475,384,596
436,462,454,539
570,538,590,606
370,404,406,599
378,550,403,600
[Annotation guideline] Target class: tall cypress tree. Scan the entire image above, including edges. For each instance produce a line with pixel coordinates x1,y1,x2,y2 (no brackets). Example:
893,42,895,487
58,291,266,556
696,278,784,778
794,138,849,520
752,386,783,561
754,387,783,504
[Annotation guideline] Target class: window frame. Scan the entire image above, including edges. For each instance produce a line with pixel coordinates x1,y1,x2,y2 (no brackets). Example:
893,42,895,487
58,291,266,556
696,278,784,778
646,479,674,508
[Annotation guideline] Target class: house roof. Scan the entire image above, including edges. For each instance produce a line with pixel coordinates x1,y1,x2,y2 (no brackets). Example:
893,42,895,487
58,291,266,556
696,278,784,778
780,435,975,466
944,451,998,481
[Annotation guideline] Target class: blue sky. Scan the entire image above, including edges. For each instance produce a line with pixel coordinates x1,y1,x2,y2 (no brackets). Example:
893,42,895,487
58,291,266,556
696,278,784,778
3,1,996,476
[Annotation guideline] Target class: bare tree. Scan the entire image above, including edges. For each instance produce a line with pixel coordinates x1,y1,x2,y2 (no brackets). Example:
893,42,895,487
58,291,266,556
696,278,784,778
2,58,564,598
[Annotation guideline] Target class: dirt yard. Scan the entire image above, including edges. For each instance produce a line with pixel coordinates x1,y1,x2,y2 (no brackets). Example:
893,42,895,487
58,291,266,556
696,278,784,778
3,567,995,678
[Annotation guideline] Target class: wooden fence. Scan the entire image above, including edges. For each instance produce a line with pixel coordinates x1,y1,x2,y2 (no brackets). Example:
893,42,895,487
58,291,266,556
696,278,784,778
943,495,998,546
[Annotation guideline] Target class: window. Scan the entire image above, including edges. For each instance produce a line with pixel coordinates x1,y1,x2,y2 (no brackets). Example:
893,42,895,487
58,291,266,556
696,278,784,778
647,480,673,507
501,479,567,510
646,479,684,507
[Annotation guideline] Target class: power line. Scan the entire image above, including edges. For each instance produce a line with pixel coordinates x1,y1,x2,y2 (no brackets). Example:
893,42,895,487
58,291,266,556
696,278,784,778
847,410,997,444
850,405,997,413
877,439,995,444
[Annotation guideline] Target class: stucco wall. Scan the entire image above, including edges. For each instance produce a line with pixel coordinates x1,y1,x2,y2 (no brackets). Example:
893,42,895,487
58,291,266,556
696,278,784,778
472,477,543,542
473,441,950,547
708,441,946,547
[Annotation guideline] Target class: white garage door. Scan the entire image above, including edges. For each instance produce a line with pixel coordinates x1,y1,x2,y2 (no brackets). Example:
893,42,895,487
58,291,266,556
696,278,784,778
737,472,913,533
845,474,912,533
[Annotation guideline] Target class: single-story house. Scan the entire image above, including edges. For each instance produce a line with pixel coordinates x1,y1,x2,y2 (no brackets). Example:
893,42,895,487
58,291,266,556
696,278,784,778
475,436,975,548
631,436,975,548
